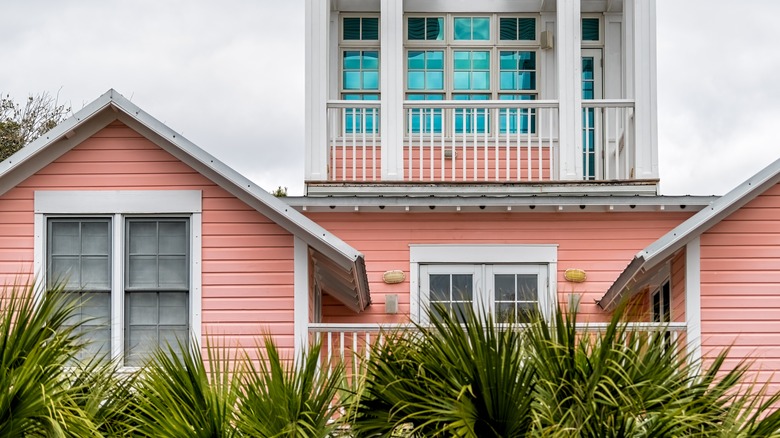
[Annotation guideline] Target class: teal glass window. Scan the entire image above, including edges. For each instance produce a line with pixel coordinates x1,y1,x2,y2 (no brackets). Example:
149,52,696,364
343,51,379,91
407,50,444,90
408,17,444,40
582,18,599,41
453,17,490,40
343,17,379,40
582,56,596,179
343,94,379,134
499,95,536,134
499,17,536,40
499,51,536,91
453,50,490,91
453,94,489,134
407,94,444,134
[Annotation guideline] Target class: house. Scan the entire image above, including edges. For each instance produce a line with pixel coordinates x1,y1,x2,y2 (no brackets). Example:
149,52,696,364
0,0,778,394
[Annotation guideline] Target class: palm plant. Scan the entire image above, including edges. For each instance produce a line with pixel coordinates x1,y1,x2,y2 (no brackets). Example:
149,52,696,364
351,303,780,437
235,337,346,437
0,282,99,437
351,306,536,437
127,337,243,438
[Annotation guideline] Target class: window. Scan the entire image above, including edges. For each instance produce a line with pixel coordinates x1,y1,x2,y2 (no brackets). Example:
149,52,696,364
652,280,671,323
341,15,380,134
410,245,557,323
405,14,539,135
36,191,201,367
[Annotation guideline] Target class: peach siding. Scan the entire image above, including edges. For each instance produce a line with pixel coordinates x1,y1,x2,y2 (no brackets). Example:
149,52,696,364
306,211,693,324
671,249,686,324
330,145,551,182
700,182,780,393
0,121,296,351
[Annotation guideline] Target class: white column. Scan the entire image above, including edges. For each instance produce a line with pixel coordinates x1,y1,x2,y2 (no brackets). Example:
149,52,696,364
293,237,310,357
630,0,658,181
305,0,331,182
685,237,702,364
556,0,583,180
380,0,405,180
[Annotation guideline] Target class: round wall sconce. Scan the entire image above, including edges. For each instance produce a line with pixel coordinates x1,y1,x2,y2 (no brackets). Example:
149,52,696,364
383,270,406,284
564,268,587,283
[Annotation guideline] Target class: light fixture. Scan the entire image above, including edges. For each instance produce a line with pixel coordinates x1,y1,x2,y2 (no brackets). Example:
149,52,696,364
564,268,587,283
383,270,406,284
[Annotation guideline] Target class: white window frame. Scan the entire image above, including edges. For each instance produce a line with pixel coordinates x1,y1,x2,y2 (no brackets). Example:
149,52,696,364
410,244,557,323
33,190,202,368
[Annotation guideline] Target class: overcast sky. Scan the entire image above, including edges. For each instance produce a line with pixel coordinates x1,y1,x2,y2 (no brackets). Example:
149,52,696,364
1,1,777,196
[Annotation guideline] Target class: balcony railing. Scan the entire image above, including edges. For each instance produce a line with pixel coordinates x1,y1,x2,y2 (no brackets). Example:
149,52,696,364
309,321,686,376
325,99,635,183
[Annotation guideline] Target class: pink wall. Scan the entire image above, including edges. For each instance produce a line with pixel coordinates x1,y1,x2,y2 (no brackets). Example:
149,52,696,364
329,145,551,182
307,210,693,324
0,121,297,351
700,182,780,393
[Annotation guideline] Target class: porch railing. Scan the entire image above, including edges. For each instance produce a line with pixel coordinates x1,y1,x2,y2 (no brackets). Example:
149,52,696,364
309,321,686,376
325,99,635,183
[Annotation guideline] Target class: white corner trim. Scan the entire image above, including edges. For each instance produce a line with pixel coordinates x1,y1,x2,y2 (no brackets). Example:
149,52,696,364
190,212,203,345
294,237,310,358
34,190,202,214
685,237,702,364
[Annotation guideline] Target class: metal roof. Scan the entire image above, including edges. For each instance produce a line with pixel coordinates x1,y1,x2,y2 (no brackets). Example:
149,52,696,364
598,157,780,311
0,89,371,312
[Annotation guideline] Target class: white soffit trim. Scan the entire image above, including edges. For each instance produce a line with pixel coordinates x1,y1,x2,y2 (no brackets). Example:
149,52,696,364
599,156,780,311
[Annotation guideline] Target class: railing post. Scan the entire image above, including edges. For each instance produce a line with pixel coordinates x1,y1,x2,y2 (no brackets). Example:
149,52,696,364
380,0,405,181
556,0,583,180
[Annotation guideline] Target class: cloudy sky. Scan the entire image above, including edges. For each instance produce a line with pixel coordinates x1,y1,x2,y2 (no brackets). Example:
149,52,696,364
1,1,777,196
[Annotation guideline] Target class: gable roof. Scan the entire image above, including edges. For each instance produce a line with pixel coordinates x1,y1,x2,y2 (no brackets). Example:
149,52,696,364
0,89,370,312
598,157,780,311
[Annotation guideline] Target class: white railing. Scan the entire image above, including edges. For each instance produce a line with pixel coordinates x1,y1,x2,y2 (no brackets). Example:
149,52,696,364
582,99,635,180
309,320,685,375
325,99,636,183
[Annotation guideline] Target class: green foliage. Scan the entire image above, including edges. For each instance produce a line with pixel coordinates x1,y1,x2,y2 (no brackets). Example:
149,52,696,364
128,338,243,437
352,304,780,437
235,337,345,437
272,186,288,197
0,92,70,160
0,282,99,437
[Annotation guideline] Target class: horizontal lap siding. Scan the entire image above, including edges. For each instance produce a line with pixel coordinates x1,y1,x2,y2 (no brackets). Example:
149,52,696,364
700,183,780,388
0,121,296,350
308,211,692,324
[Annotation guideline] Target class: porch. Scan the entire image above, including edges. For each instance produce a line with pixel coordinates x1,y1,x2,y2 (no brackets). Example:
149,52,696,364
314,98,638,190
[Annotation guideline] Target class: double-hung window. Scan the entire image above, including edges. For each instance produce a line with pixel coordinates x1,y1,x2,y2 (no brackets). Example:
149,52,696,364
405,14,540,135
341,15,380,134
36,191,201,367
411,245,556,323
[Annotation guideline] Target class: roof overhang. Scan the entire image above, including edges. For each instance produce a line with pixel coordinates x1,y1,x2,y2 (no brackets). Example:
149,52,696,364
599,157,780,311
0,89,371,312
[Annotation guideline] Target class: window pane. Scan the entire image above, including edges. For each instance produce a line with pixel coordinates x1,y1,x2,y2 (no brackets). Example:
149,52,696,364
452,274,473,301
343,17,361,40
159,222,187,254
499,17,517,40
81,221,109,254
362,51,379,70
472,51,490,69
159,256,188,289
453,17,471,40
408,51,424,69
49,219,111,291
82,256,110,290
429,274,450,302
128,255,157,288
408,17,426,40
362,17,379,40
408,71,425,90
518,18,536,40
582,18,600,41
427,17,444,40
128,221,157,254
343,51,361,70
426,72,444,90
126,291,189,367
517,274,538,301
51,257,80,288
51,222,79,255
495,274,515,301
363,72,379,90
472,17,490,40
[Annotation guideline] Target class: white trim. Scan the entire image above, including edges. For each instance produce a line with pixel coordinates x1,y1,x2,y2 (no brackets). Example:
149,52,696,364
556,0,583,180
305,0,331,181
294,237,310,357
380,0,405,180
630,0,658,180
33,190,203,367
409,244,558,321
685,237,702,364
35,190,201,214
